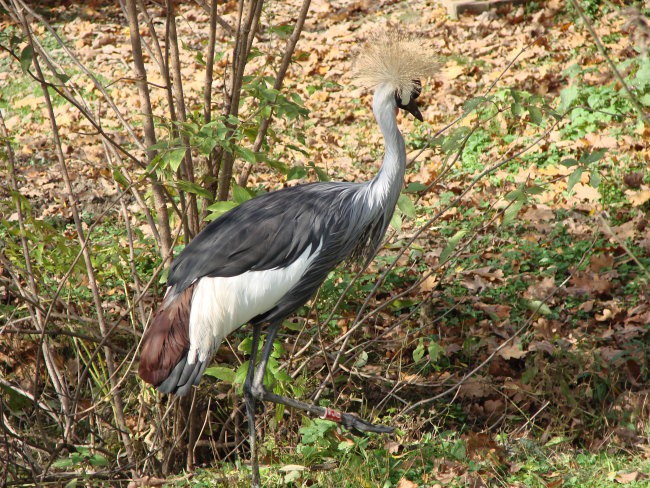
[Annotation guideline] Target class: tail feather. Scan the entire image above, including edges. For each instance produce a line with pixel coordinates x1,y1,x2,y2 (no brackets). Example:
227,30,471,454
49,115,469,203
138,284,194,389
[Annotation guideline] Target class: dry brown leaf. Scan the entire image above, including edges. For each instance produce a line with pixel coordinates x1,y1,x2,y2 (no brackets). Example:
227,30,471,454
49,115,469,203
397,477,418,488
475,302,511,321
498,340,528,360
625,188,650,206
420,275,439,292
459,376,491,399
525,276,556,300
615,471,646,484
521,204,555,222
572,183,601,202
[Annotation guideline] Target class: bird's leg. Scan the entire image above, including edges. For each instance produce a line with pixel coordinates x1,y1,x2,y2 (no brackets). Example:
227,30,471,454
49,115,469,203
252,321,282,393
251,322,393,435
244,323,262,488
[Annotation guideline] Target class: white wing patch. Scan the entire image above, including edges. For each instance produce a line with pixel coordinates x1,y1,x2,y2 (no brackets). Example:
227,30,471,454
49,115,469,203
187,242,322,364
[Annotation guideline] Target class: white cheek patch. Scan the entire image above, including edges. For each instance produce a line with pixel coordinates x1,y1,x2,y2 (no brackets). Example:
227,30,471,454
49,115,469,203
186,242,322,364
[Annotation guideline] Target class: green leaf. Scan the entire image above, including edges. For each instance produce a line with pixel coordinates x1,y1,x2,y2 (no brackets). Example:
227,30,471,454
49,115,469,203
354,351,368,369
504,188,523,202
236,146,257,164
527,105,543,125
525,299,553,316
579,149,606,164
633,57,650,89
232,183,253,204
427,341,444,363
20,45,33,73
89,454,108,467
52,457,75,469
567,167,583,194
234,362,248,388
162,147,186,172
559,85,580,112
404,182,427,193
638,93,650,107
176,180,212,199
287,166,307,180
413,339,425,363
502,198,524,227
112,168,130,188
55,71,71,83
545,436,571,447
397,193,416,219
204,366,236,384
307,161,329,181
197,136,218,155
439,229,466,264
590,170,601,189
205,201,238,220
560,158,579,168
64,479,78,488
463,96,488,114
389,211,402,232
525,185,545,195
389,298,415,311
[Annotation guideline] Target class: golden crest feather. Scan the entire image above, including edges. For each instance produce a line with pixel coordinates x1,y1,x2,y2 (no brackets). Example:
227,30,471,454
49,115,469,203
354,29,438,99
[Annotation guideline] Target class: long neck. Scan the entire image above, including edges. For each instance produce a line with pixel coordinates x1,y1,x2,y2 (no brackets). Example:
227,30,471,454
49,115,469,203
366,84,406,213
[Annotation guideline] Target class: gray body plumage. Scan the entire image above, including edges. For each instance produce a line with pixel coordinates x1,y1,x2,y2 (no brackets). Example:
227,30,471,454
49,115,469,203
168,180,398,322
148,84,407,396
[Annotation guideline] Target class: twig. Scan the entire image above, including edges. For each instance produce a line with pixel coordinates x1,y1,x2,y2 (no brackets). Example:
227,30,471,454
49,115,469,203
569,0,649,125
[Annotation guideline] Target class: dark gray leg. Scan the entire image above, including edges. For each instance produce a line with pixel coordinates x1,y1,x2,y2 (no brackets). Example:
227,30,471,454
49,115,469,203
251,322,393,435
243,323,262,488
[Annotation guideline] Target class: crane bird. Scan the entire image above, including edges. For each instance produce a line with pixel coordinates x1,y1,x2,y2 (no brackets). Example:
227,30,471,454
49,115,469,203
138,29,436,486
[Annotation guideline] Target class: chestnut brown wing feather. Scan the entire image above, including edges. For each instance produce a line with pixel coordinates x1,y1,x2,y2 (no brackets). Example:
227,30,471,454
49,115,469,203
138,284,194,386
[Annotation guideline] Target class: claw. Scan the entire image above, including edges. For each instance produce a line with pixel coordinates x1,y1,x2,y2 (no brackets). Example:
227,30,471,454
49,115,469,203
340,412,394,434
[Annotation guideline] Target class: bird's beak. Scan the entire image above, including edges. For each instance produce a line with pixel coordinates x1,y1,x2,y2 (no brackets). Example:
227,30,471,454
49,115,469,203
403,99,423,121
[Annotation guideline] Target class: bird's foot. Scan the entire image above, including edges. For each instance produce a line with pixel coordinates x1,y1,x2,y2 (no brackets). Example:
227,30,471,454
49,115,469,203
327,408,394,434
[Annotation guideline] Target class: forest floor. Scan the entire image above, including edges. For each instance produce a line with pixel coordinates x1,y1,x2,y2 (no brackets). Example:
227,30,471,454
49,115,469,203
1,0,649,486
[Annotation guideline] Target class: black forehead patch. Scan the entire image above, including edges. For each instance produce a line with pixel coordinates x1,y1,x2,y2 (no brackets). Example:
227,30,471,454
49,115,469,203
395,80,422,108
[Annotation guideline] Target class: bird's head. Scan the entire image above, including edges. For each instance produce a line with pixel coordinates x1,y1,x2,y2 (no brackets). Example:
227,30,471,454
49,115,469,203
354,28,438,122
395,79,423,121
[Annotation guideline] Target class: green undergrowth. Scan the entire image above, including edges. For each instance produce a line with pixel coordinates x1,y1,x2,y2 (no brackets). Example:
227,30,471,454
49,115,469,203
181,425,650,487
